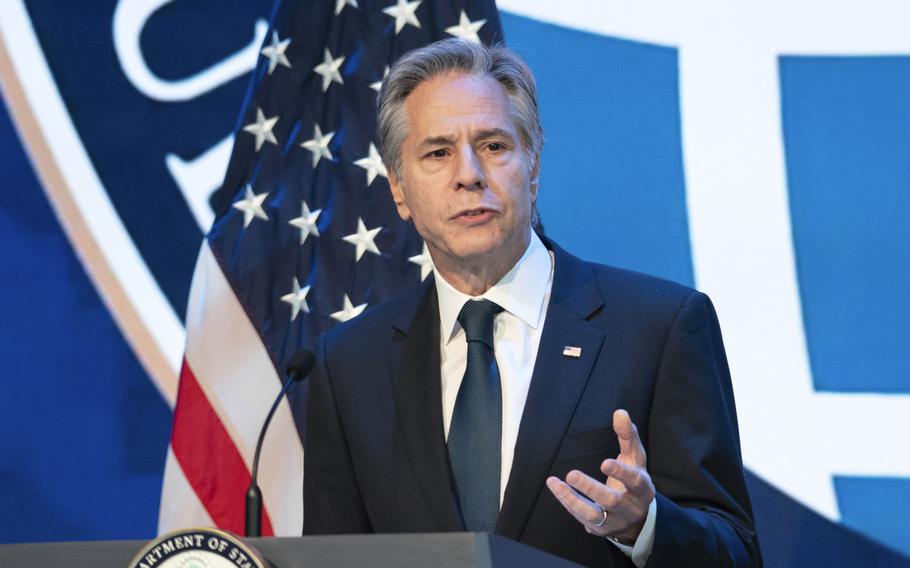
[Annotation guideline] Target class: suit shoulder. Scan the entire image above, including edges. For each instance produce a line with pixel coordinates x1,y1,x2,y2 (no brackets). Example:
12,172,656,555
547,236,701,312
321,282,427,352
587,261,706,318
592,262,694,298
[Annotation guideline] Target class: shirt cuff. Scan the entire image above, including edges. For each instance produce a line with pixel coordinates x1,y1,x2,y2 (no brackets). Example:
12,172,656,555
606,497,656,568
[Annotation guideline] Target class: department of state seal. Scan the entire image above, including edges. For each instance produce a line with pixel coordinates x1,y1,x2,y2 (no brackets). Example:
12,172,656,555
129,528,266,568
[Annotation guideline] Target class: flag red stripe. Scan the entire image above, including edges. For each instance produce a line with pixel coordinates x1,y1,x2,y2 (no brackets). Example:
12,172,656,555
170,358,275,536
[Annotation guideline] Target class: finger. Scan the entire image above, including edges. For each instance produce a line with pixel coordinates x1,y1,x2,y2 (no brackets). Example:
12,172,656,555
546,476,610,527
613,409,647,468
565,469,622,511
600,458,654,498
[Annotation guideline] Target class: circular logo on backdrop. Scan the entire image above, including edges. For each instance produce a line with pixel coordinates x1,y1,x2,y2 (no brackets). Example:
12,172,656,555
128,528,266,568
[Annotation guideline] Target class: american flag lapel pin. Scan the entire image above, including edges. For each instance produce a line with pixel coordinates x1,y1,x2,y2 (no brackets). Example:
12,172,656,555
563,346,582,358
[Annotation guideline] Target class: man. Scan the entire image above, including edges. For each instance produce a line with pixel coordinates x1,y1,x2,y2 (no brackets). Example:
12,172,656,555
304,38,761,567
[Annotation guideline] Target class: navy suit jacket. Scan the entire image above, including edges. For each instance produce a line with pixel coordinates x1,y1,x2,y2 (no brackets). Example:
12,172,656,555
304,239,761,567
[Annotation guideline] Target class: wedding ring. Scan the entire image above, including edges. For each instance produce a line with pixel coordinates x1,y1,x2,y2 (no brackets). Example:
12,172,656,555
591,505,608,528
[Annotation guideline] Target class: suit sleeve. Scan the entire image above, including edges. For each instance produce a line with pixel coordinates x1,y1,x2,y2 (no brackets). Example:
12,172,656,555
645,291,762,567
303,333,372,535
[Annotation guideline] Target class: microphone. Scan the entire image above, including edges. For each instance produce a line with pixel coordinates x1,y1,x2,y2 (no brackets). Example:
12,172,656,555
245,349,315,537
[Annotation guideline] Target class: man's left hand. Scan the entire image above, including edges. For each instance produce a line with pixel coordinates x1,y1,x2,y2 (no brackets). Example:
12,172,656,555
546,409,656,543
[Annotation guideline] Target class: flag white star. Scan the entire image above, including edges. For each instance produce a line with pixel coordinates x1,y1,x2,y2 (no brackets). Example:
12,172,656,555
313,48,345,92
330,294,368,322
408,242,433,281
382,0,422,34
342,218,382,261
232,185,269,227
301,124,335,167
370,65,389,93
260,31,291,74
445,11,486,44
353,143,388,186
335,0,358,14
280,277,311,321
242,107,278,151
288,201,322,245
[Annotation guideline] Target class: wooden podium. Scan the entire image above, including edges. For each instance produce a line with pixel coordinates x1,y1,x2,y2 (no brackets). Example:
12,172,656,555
0,532,583,567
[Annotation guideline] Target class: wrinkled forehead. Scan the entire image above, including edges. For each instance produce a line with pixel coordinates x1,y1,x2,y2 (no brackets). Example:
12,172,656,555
402,71,521,140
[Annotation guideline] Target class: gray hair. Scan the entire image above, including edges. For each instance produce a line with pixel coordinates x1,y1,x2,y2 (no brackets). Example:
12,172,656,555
377,38,544,181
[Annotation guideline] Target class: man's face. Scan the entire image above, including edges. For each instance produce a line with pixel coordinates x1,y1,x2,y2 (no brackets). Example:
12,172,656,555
388,71,538,274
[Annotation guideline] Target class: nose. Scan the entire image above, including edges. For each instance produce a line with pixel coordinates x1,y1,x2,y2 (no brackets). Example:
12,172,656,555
454,145,486,191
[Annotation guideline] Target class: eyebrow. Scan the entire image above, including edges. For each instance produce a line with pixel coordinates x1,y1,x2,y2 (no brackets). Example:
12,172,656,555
416,128,515,150
416,135,456,150
474,128,513,142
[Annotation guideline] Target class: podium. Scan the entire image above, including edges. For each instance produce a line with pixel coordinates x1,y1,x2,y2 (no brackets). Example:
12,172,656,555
0,532,583,567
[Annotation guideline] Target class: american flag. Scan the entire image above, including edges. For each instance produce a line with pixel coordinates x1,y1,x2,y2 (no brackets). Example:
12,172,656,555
158,0,503,536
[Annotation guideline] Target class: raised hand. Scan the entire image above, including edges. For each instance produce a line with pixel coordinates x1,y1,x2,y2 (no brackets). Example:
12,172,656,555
546,409,655,543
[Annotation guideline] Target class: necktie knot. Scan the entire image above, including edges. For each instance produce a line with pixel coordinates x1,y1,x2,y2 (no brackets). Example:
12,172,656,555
457,299,502,348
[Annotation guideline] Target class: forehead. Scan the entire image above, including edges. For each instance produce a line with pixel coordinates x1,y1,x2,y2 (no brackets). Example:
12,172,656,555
403,71,517,137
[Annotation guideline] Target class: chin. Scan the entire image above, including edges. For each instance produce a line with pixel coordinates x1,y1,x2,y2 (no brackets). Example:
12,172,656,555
450,234,503,257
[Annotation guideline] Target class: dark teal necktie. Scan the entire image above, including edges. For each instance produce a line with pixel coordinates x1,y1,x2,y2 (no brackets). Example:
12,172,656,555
447,299,503,532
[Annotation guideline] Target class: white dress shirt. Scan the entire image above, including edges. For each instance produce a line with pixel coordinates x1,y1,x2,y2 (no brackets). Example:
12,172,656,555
435,232,553,506
432,232,656,567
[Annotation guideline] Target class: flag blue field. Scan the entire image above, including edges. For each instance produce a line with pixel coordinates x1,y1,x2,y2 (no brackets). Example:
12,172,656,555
0,1,907,564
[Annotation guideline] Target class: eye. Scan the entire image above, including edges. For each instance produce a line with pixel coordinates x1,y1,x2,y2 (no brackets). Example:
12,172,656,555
425,148,449,159
486,142,505,152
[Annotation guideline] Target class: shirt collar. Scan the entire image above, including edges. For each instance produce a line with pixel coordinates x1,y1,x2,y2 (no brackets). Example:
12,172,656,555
433,232,552,344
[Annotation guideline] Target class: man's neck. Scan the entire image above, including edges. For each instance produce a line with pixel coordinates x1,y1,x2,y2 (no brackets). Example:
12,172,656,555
432,231,532,296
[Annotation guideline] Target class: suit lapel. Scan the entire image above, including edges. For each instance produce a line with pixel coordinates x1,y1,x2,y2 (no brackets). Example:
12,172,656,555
496,242,606,540
389,278,464,531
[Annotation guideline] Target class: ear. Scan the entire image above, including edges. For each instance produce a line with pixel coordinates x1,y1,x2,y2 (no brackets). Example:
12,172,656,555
529,159,540,203
388,170,412,221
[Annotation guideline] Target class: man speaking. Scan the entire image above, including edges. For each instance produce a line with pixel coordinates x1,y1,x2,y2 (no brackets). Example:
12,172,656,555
303,38,760,567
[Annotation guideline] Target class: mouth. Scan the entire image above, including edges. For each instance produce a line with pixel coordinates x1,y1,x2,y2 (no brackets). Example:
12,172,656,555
452,207,497,221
